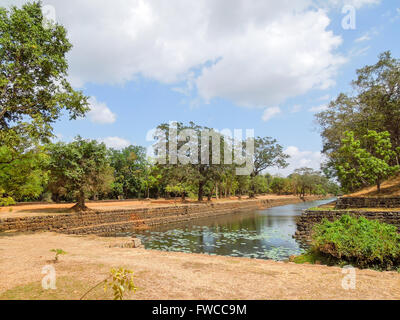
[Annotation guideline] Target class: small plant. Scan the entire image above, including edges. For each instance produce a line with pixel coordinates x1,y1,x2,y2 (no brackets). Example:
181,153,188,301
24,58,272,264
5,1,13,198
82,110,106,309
311,215,400,270
50,249,67,262
80,268,137,300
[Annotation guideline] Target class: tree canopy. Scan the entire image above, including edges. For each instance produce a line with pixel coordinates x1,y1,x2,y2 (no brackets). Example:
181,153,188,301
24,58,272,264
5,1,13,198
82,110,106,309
0,1,88,147
47,137,113,211
316,51,400,187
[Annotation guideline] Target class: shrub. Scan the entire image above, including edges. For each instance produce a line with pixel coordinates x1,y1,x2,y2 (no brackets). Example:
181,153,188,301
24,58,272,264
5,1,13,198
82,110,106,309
311,215,400,270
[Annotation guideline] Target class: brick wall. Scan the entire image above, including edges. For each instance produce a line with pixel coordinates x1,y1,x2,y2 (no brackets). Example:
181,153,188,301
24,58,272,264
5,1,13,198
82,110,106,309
295,209,400,243
0,196,326,235
336,197,400,209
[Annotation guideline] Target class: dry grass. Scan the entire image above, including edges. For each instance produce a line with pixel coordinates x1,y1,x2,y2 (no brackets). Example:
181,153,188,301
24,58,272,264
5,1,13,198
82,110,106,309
349,174,400,197
0,232,400,300
0,195,302,219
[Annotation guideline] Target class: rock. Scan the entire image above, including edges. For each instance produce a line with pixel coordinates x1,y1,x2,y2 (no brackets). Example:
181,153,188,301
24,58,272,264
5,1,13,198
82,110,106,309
108,237,143,249
132,237,144,248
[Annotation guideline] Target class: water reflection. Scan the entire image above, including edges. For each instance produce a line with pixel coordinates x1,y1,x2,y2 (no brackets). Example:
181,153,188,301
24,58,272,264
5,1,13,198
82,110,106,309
123,199,334,261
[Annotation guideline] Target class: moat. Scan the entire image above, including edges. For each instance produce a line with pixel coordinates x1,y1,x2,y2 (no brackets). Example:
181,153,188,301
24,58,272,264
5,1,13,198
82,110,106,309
123,198,335,261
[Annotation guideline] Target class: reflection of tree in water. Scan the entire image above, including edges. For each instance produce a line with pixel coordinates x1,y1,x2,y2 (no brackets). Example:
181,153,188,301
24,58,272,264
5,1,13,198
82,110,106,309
131,199,333,260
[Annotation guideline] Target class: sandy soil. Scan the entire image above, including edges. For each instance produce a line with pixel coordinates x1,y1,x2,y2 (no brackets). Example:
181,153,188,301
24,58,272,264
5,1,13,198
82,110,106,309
0,232,399,300
0,195,302,219
349,174,400,197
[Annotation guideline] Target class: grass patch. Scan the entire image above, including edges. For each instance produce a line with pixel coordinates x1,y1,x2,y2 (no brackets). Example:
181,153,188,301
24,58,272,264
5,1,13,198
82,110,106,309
310,215,400,270
0,276,134,300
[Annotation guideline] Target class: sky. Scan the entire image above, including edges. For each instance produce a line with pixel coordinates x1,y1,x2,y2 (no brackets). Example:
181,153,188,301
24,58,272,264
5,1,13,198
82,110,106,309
3,0,400,175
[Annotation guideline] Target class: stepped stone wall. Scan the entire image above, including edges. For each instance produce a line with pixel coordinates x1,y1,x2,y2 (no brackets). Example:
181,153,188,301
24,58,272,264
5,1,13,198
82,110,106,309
336,197,400,209
295,209,400,242
0,196,325,235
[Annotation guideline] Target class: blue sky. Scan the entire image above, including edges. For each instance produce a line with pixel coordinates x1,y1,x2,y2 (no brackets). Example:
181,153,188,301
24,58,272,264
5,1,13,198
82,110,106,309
6,0,400,175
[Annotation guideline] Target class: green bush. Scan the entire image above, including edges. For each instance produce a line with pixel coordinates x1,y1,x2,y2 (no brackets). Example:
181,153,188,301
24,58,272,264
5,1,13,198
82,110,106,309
0,196,15,207
311,215,400,270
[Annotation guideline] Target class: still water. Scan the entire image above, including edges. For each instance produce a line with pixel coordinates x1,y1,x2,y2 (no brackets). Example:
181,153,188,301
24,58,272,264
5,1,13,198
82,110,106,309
126,198,334,261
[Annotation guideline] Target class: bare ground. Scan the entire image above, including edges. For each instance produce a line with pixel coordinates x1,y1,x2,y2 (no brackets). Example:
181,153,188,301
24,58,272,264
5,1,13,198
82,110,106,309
0,195,304,219
0,233,399,300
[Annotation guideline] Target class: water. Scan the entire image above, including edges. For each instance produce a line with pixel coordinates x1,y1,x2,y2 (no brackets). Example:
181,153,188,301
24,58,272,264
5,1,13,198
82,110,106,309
123,198,335,261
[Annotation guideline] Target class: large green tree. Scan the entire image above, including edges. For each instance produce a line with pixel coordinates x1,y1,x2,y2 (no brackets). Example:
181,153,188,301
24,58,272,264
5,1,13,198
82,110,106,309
47,137,113,211
335,130,399,192
249,137,289,197
0,2,88,147
316,51,400,180
109,146,149,199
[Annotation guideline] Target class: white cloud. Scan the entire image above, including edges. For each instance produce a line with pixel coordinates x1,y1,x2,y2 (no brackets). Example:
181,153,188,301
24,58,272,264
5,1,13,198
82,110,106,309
5,0,382,109
290,105,302,113
5,0,351,109
355,33,371,43
317,94,331,101
267,146,325,176
99,137,131,149
262,107,281,122
87,97,116,124
326,0,380,9
309,104,328,112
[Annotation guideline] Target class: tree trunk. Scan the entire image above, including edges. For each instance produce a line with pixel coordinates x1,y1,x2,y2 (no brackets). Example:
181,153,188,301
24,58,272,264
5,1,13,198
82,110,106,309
72,190,89,212
377,180,381,193
198,181,204,202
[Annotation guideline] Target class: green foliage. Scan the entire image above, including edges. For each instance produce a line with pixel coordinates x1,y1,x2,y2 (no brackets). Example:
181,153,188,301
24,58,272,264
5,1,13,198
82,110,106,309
47,136,113,210
335,130,399,192
50,249,67,262
316,51,400,189
0,145,48,202
104,268,137,300
0,190,15,207
311,215,400,270
109,146,149,199
0,2,88,147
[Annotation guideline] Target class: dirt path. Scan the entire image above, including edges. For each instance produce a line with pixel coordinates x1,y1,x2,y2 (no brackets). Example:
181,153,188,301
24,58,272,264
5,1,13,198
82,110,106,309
0,195,309,218
0,233,399,300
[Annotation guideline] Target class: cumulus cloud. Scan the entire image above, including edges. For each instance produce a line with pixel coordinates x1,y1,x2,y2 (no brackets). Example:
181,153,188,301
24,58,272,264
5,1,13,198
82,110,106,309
87,97,116,124
4,0,381,109
267,146,325,176
262,107,281,122
309,104,328,112
99,137,131,149
326,0,380,9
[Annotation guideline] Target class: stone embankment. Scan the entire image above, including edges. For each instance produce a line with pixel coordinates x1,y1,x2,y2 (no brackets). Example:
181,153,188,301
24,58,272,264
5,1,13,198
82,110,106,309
295,197,400,242
0,196,326,235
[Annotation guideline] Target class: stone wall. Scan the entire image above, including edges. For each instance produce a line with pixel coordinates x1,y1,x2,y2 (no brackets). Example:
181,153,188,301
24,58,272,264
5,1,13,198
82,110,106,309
295,209,400,243
336,197,400,209
0,196,326,235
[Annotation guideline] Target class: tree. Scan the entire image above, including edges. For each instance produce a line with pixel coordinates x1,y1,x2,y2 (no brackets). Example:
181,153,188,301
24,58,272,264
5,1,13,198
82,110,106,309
47,137,113,211
155,122,227,202
249,137,289,197
109,146,148,199
316,52,400,179
335,131,399,193
0,144,48,203
270,177,287,195
0,2,88,148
